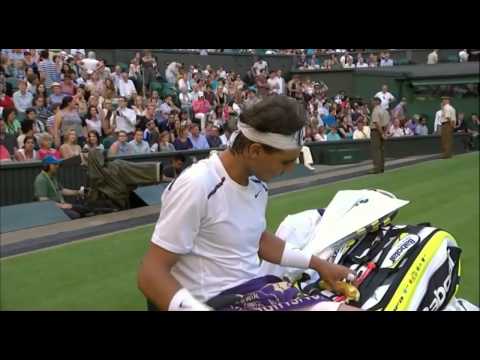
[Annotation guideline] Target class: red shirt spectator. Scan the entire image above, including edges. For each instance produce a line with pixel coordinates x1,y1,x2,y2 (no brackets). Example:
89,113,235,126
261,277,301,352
192,94,211,115
0,144,11,161
0,93,15,109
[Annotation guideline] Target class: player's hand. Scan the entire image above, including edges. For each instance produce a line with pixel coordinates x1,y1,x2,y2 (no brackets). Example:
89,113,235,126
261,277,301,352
57,203,73,209
314,259,355,293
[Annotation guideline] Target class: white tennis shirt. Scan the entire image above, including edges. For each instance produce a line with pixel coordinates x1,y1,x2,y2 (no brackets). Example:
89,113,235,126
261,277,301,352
151,153,269,302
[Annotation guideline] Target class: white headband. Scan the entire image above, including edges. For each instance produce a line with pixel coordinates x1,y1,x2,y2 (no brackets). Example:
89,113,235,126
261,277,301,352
228,121,304,150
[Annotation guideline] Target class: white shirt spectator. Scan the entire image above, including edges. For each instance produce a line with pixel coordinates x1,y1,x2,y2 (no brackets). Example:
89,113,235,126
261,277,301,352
340,54,353,67
70,49,86,57
150,153,268,302
81,58,99,73
116,107,137,134
356,61,368,68
353,126,371,140
277,76,286,95
159,102,171,115
179,92,193,108
389,125,412,137
267,77,280,94
178,78,190,93
129,139,151,154
415,123,429,136
165,62,181,84
118,79,137,99
252,60,268,76
380,58,394,67
459,49,469,63
375,90,396,111
427,51,439,65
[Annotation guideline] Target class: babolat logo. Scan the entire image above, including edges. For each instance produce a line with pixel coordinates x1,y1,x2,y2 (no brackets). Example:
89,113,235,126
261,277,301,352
389,235,419,265
422,275,452,311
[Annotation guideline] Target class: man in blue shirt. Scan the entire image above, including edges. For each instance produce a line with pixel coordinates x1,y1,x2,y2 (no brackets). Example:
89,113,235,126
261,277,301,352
188,123,210,150
326,124,342,141
322,109,338,129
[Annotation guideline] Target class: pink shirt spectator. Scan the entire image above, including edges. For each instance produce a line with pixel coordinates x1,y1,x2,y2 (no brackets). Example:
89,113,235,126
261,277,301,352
38,148,62,160
192,98,211,115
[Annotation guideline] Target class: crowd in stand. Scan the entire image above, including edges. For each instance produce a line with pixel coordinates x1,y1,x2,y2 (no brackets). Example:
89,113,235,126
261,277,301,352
1,49,478,164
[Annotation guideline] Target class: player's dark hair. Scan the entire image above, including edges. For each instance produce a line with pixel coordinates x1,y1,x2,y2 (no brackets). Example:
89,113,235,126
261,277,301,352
230,96,306,155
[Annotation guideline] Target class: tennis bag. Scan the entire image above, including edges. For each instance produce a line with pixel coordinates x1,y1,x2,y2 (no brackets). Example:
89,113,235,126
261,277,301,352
299,222,462,311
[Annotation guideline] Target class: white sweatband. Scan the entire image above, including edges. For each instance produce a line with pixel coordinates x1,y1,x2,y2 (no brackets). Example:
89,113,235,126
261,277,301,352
229,120,304,150
168,288,211,311
280,242,313,269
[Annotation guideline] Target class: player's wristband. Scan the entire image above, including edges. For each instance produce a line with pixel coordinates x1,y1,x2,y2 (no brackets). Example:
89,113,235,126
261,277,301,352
168,288,211,311
280,242,313,269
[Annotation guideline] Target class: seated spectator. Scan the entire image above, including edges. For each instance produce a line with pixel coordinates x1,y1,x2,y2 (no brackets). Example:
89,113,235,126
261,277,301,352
0,141,11,161
179,88,194,119
129,128,151,154
162,153,187,181
454,112,469,133
34,155,88,219
84,106,103,138
132,95,146,116
60,74,77,96
38,133,61,160
405,115,418,134
338,117,354,139
173,125,193,150
106,131,129,156
469,114,479,137
322,108,337,129
0,83,14,109
48,82,65,110
54,96,85,147
356,56,368,68
33,96,51,127
326,124,342,141
59,129,82,159
25,107,48,140
165,61,182,85
380,52,394,67
177,71,191,93
13,79,33,119
459,49,469,63
15,135,38,161
316,125,328,141
143,119,160,147
3,107,21,137
103,78,117,100
388,118,412,137
83,130,104,151
392,97,407,119
427,49,439,65
415,116,429,136
192,92,211,132
17,118,36,149
352,116,371,140
151,130,175,153
188,123,210,150
206,125,222,148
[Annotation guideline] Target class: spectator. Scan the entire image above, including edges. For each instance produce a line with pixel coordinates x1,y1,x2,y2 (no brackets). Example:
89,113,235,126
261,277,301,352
338,117,354,139
109,130,133,156
15,135,38,161
129,58,142,94
142,50,158,94
454,112,469,133
111,65,123,90
316,125,328,141
469,114,479,138
203,85,216,107
192,92,211,132
188,123,210,150
433,103,443,135
151,130,175,153
177,72,191,93
405,114,418,134
322,108,337,129
252,57,268,76
277,70,286,96
340,51,353,68
206,125,222,148
165,61,182,85
173,125,193,150
59,128,82,159
54,96,85,148
33,155,88,219
80,51,100,76
37,50,59,90
83,130,104,151
84,106,103,137
162,153,187,181
392,97,407,119
16,119,36,150
267,70,280,95
13,80,33,118
115,96,137,140
38,133,61,160
459,49,469,63
132,95,146,116
427,49,439,64
102,78,117,100
118,71,137,102
368,53,378,67
25,107,48,143
380,52,394,67
356,56,368,68
160,95,180,115
388,118,412,137
101,99,117,142
23,51,38,73
48,82,65,110
143,119,160,148
33,96,51,127
326,124,341,141
36,83,48,101
244,88,260,109
3,108,21,137
352,116,371,140
415,116,429,136
0,83,14,109
374,85,396,111
129,128,151,154
59,74,77,97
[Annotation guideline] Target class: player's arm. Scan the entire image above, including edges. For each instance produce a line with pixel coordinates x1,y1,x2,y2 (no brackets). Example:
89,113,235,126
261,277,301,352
138,243,185,310
258,231,353,292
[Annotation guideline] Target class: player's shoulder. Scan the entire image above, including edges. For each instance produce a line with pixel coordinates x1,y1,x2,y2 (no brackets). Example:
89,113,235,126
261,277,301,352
169,156,220,192
249,175,269,193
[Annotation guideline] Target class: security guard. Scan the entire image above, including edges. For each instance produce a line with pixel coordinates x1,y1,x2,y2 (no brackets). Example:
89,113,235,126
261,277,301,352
369,97,390,174
440,96,456,159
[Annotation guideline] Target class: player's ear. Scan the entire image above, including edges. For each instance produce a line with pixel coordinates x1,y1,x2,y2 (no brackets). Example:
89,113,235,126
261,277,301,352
248,143,264,159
